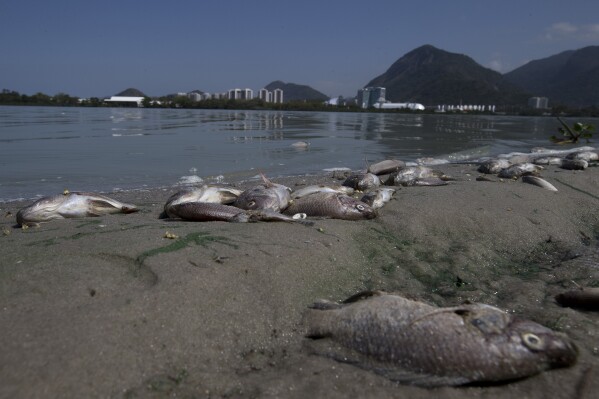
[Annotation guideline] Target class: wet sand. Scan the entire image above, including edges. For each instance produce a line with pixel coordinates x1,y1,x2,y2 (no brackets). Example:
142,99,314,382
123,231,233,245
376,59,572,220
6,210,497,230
1,164,599,398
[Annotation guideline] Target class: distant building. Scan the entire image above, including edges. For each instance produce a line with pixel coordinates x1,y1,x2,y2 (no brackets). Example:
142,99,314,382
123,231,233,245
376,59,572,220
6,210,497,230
528,97,549,109
357,87,386,109
227,88,254,100
228,89,242,100
187,92,202,102
374,102,425,111
104,96,145,107
241,88,253,100
259,88,273,102
325,96,341,106
273,88,284,104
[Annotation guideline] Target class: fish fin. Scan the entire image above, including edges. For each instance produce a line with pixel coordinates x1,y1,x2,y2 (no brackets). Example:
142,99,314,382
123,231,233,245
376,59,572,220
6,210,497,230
308,292,385,310
308,299,343,310
259,171,274,187
342,290,385,304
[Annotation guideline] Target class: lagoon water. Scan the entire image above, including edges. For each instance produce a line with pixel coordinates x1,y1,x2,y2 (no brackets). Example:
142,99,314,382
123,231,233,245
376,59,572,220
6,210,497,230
0,105,596,202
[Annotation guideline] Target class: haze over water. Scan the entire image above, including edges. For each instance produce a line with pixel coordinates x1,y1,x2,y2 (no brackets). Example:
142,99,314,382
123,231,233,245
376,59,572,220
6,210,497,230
1,106,597,202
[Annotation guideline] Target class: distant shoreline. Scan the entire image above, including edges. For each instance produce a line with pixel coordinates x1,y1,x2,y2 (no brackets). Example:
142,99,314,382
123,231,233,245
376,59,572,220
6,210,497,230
2,95,598,117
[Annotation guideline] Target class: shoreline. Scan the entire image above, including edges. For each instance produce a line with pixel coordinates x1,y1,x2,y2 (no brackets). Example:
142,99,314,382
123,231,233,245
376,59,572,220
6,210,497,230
2,163,599,398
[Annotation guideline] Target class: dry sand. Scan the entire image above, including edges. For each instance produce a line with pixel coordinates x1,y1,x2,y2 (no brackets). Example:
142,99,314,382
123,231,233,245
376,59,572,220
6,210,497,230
1,164,599,398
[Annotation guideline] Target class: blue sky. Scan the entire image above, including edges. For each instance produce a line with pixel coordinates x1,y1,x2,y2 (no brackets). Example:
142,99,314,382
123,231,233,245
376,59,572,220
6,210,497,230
2,0,598,98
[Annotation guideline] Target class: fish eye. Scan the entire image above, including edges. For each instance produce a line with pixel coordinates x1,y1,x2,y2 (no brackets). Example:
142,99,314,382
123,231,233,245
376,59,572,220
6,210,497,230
522,333,544,351
356,204,365,211
470,318,485,327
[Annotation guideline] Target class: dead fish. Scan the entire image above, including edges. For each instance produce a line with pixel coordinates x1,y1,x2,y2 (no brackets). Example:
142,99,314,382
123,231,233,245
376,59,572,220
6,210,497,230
291,141,310,149
565,151,599,162
291,185,354,200
164,185,242,208
360,187,396,209
342,173,381,191
386,166,451,186
533,157,563,166
234,174,291,212
555,287,599,311
367,159,405,175
416,157,450,166
521,176,558,192
497,163,543,179
284,192,376,220
16,192,138,226
305,291,578,387
560,159,588,170
478,159,511,174
401,177,448,187
166,202,313,225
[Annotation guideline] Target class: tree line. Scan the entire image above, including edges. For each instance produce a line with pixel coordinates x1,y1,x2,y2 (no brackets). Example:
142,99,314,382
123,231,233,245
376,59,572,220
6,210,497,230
2,88,599,116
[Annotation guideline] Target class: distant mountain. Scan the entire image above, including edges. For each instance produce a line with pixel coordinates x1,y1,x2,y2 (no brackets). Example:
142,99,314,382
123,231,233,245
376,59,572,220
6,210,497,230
115,88,147,97
265,80,329,102
504,46,599,107
365,45,529,105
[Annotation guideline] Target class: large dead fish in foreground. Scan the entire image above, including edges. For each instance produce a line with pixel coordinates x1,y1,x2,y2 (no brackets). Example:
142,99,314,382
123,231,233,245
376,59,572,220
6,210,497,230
166,201,313,225
16,192,138,226
305,291,577,387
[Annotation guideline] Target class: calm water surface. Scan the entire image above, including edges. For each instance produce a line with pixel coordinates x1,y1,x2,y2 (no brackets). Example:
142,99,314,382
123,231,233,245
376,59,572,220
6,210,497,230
1,105,596,201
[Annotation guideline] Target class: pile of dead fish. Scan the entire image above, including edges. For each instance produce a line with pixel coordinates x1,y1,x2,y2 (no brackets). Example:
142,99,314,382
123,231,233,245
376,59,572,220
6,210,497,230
475,146,599,191
163,173,378,223
14,173,385,227
161,159,460,224
13,146,599,226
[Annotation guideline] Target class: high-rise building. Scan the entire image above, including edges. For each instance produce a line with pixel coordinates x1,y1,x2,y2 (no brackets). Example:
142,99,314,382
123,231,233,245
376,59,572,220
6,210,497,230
259,88,271,102
273,88,283,104
241,88,253,100
228,89,242,100
357,87,386,109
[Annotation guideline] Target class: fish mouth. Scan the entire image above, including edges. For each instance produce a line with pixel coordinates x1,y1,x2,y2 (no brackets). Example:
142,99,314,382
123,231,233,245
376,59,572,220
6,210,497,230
548,337,578,368
364,210,378,219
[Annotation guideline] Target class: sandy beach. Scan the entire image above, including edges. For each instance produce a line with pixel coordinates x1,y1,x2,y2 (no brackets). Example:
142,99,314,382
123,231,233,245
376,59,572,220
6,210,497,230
1,163,599,398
